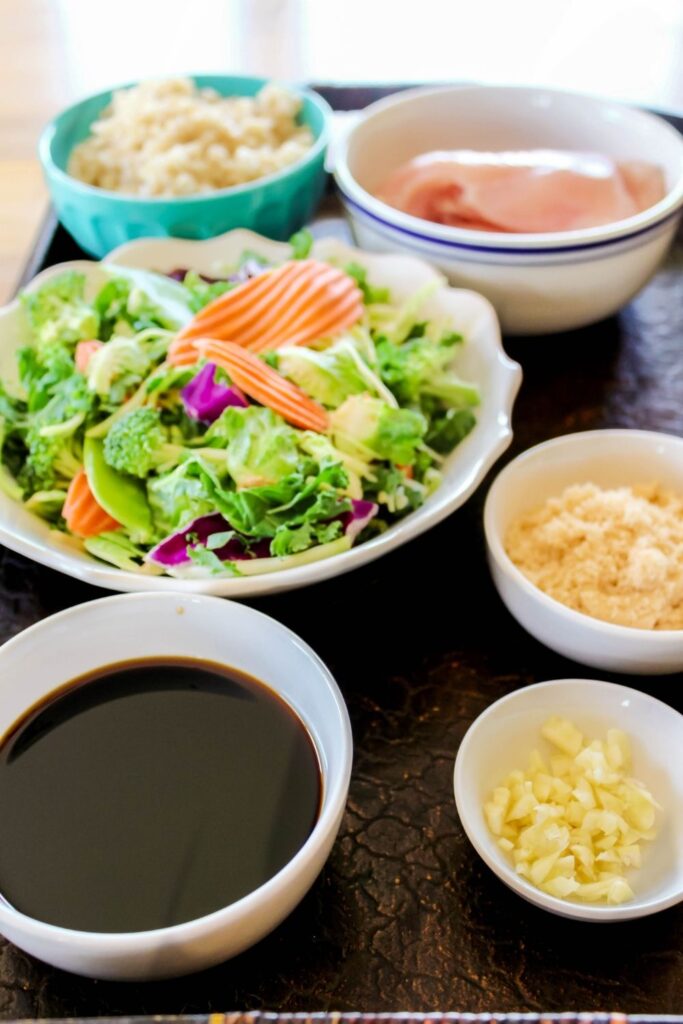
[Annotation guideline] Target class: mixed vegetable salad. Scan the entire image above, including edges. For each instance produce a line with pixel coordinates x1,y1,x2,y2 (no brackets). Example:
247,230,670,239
0,234,480,577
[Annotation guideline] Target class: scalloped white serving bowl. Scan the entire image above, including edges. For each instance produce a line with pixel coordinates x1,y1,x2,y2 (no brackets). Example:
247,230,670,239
0,230,521,597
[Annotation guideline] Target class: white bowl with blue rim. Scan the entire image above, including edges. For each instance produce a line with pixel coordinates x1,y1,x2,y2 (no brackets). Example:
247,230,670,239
334,85,683,335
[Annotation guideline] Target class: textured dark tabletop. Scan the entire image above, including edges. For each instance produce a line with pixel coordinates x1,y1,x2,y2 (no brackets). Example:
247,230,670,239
1,89,682,1018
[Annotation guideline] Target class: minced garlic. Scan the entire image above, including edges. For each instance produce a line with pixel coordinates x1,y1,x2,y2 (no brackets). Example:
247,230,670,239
484,717,659,904
505,482,683,629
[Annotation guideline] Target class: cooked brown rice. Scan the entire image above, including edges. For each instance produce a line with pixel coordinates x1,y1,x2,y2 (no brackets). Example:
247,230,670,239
67,78,314,197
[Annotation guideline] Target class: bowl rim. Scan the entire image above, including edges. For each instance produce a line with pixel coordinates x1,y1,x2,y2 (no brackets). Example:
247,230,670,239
483,428,683,643
453,676,683,922
38,73,332,206
334,83,683,250
0,591,353,950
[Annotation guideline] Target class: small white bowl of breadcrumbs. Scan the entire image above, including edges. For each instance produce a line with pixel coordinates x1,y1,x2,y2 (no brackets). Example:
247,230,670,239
484,429,683,674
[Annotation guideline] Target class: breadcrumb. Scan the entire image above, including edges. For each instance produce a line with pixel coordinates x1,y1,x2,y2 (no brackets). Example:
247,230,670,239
505,482,683,629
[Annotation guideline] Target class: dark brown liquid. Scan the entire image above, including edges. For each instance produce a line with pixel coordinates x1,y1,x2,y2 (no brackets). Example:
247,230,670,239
0,658,321,933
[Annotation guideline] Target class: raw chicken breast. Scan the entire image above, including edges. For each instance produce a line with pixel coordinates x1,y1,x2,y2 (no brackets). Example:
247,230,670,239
376,150,666,233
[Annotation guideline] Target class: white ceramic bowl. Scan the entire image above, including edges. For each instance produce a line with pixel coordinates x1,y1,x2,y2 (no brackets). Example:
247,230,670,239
484,429,683,674
334,85,683,334
454,678,683,922
0,592,352,980
0,229,520,597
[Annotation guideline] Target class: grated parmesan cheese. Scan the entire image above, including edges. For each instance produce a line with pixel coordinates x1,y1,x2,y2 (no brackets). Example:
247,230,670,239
505,482,683,630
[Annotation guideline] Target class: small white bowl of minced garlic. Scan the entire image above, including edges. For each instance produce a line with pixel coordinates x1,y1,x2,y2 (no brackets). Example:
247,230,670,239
484,429,683,674
454,678,683,921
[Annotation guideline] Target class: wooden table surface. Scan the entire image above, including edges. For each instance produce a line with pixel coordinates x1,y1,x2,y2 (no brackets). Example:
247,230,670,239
3,0,683,300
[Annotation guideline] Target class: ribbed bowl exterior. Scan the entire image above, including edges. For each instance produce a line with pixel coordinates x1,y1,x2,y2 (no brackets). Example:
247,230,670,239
39,75,331,258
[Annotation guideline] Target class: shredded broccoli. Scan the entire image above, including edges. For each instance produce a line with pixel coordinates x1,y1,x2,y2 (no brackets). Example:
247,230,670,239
103,407,225,478
86,331,170,404
376,334,479,408
93,277,177,340
21,272,99,350
181,271,234,314
344,262,390,304
330,394,428,466
103,408,185,478
18,431,83,494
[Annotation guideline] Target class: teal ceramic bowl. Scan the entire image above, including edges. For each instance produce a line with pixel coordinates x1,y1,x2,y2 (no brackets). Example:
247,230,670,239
39,75,332,258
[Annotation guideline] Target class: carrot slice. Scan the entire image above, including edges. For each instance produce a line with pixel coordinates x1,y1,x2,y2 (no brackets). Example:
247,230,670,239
219,263,328,348
249,277,363,352
169,260,364,365
196,340,329,433
176,263,303,344
168,264,312,365
75,339,104,373
168,336,206,367
188,262,309,328
63,469,120,538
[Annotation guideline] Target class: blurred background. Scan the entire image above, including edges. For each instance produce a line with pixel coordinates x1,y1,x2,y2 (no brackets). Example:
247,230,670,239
2,0,683,298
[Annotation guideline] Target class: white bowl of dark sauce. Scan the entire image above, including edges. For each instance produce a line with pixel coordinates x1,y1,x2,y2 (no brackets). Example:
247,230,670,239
0,593,352,980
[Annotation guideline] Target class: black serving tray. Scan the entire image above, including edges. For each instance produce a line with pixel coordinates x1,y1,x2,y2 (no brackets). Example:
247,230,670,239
1,85,682,1019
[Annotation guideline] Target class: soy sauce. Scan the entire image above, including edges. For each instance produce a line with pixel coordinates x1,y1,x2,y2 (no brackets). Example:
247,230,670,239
0,658,321,933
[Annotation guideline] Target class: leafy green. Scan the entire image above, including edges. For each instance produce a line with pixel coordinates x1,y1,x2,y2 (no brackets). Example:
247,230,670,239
11,369,93,495
205,529,236,550
147,458,216,535
344,262,390,304
269,517,343,557
330,394,427,465
289,228,314,259
298,430,370,500
21,272,99,350
19,342,76,414
363,463,425,516
7,303,97,496
426,407,477,454
375,282,439,345
0,381,22,424
144,363,194,397
192,458,350,547
181,271,234,314
204,406,301,487
376,333,479,407
86,332,168,404
93,277,178,340
34,374,92,434
186,545,242,575
277,340,370,408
